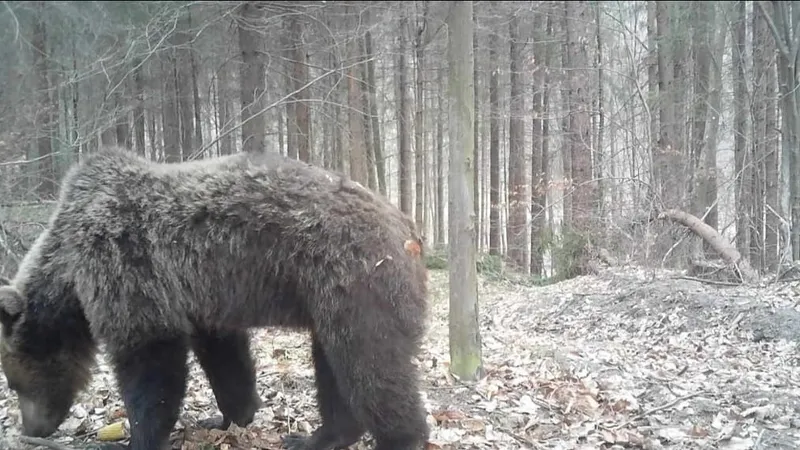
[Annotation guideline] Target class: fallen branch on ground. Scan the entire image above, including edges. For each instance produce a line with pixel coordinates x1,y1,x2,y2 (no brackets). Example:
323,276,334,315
19,436,75,450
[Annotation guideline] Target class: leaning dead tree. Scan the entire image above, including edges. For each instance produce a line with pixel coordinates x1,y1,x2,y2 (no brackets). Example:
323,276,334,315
659,209,759,284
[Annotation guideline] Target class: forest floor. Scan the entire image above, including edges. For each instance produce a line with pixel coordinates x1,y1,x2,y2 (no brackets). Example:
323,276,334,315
2,266,800,450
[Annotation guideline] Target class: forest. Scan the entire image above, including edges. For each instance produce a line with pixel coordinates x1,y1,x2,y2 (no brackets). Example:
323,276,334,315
0,1,799,449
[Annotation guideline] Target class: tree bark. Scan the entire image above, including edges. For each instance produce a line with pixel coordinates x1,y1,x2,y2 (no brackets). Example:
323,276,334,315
655,1,680,208
566,1,594,234
397,22,413,215
488,30,501,256
290,16,311,162
32,1,56,199
347,32,369,185
436,65,445,246
364,26,386,195
531,11,547,276
237,2,266,154
689,0,715,256
133,59,147,157
507,13,528,272
733,0,751,256
447,0,483,382
414,0,429,235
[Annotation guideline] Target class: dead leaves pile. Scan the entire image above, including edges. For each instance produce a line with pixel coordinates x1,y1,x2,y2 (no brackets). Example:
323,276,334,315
2,266,800,449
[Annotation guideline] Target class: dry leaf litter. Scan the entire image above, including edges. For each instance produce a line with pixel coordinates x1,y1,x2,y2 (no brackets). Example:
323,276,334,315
1,267,800,449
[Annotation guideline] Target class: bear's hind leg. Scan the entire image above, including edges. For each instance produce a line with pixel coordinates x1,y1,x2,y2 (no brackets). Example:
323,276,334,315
314,300,429,450
281,336,364,450
190,329,262,430
111,337,190,450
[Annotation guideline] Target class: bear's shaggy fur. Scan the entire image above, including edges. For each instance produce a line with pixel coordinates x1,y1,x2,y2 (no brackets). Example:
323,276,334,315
0,147,430,450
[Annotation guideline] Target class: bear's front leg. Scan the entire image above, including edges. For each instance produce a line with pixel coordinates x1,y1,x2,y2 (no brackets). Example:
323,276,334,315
190,329,262,431
109,337,190,450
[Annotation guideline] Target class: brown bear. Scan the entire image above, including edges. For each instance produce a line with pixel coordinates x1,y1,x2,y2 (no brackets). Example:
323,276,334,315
0,146,430,450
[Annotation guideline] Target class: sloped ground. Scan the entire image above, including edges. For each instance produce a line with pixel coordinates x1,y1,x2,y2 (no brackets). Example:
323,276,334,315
2,267,800,449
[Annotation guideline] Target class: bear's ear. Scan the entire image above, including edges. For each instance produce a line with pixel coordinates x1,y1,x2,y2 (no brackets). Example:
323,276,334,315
0,286,23,330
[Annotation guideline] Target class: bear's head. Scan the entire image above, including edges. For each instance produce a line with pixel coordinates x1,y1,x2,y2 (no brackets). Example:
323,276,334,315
0,276,91,437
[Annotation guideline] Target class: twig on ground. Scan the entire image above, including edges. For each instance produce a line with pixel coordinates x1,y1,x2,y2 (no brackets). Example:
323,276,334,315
611,391,707,430
19,436,75,450
674,275,741,287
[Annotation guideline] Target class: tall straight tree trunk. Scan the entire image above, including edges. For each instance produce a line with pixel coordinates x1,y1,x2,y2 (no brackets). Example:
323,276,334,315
761,1,800,261
733,0,751,256
447,0,483,382
647,1,658,155
360,36,377,191
655,1,680,208
347,31,369,185
689,0,715,255
133,59,147,156
161,56,181,162
531,11,547,276
397,22,413,215
566,1,594,238
237,2,266,154
176,15,194,158
216,67,233,156
703,6,727,252
32,1,56,199
414,0,429,235
507,13,528,272
436,66,446,245
472,8,481,251
488,30,501,255
751,2,771,269
364,26,386,195
594,1,605,221
290,16,311,162
762,2,779,268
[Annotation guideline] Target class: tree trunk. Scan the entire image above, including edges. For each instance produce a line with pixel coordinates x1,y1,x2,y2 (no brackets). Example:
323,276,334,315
472,8,481,251
360,36,377,191
531,11,547,276
190,13,203,151
507,13,528,272
751,2,771,269
760,1,800,261
161,55,181,162
397,23,413,215
436,65,445,245
447,0,483,382
216,67,233,156
32,1,56,199
364,26,386,195
133,59,147,157
176,15,194,159
347,32,369,185
671,3,689,159
689,0,715,255
290,16,311,162
566,1,594,236
488,30,501,256
414,0,429,235
647,1,658,158
762,2,779,269
594,1,605,222
655,1,680,208
237,2,266,154
733,0,751,257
